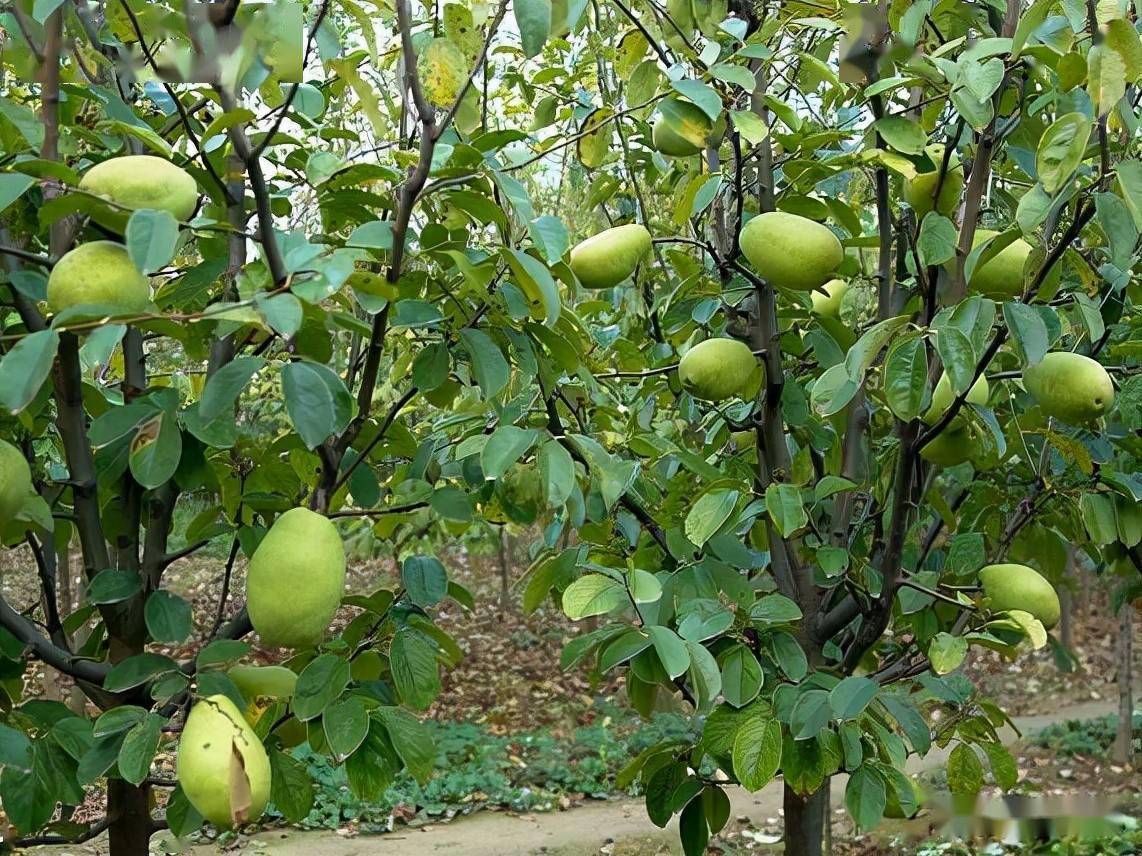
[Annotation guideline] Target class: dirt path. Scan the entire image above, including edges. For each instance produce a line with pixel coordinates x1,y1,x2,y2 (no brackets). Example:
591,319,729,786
159,699,1116,856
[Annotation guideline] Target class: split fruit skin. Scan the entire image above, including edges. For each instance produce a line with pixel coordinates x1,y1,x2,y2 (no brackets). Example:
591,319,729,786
739,211,843,292
177,694,272,829
79,154,198,229
46,241,150,315
979,563,1061,630
246,507,346,649
1022,351,1114,426
569,223,652,289
0,439,32,521
677,338,762,402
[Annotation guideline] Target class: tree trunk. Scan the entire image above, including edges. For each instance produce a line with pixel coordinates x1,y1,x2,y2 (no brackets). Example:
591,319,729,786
784,783,827,856
1112,603,1134,764
1059,545,1075,652
497,527,510,611
107,778,152,855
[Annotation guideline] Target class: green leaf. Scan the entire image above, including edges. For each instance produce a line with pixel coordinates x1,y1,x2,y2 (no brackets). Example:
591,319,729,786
811,362,860,416
561,574,627,620
514,0,551,57
164,786,203,837
345,720,400,801
646,625,690,679
884,336,928,422
269,749,316,822
874,116,926,154
982,741,1018,790
1116,159,1142,230
947,742,984,794
199,356,265,422
684,489,738,548
732,716,782,791
916,213,957,266
828,676,878,720
126,209,180,274
401,555,448,607
672,79,723,121
323,697,370,760
1011,0,1051,55
347,220,394,250
934,326,976,394
103,653,177,692
538,439,575,507
87,569,142,604
482,425,537,480
505,248,561,327
749,594,802,626
281,361,343,449
375,706,435,784
0,724,32,771
117,713,162,786
292,654,351,721
32,0,67,25
390,629,441,710
0,173,35,214
791,690,833,739
765,483,807,538
770,631,808,681
528,215,569,263
845,764,887,831
928,632,968,674
128,411,182,490
1002,302,1048,366
144,591,193,643
719,645,763,707
459,329,510,399
731,110,769,145
1036,112,1090,194
0,329,59,414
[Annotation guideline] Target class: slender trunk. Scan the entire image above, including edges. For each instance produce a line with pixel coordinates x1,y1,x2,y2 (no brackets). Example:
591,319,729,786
497,528,510,610
1059,545,1075,653
107,778,152,855
1112,603,1134,764
784,784,827,856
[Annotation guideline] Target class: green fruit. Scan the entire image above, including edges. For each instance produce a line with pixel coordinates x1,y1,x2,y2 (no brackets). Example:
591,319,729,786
810,278,848,318
1023,352,1114,425
651,98,713,157
904,145,964,218
677,338,761,402
964,230,1061,299
569,223,651,289
920,425,973,468
0,440,32,522
46,241,150,315
79,155,198,230
247,507,346,649
228,665,297,706
923,373,989,427
740,211,843,291
979,563,1061,629
177,695,271,829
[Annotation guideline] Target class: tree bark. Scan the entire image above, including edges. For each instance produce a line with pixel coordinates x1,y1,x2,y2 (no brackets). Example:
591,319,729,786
498,527,510,610
1112,603,1134,764
784,784,827,856
107,779,152,855
1059,545,1075,653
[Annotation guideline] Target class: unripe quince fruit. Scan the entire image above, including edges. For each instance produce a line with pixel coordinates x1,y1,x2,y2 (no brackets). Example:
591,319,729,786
246,507,346,649
979,563,1060,629
740,211,843,292
1022,352,1114,425
904,145,964,218
651,98,713,157
177,695,271,829
569,223,651,289
47,241,150,315
963,230,1060,300
920,424,973,468
677,338,762,402
923,373,989,427
810,278,849,318
0,440,32,522
79,155,198,231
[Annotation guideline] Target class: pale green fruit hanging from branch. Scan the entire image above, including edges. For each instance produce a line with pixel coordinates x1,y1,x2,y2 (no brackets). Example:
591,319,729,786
979,563,1061,629
651,98,713,157
79,155,198,232
904,145,964,218
1022,352,1115,425
919,424,973,468
569,223,651,289
963,229,1061,300
739,211,844,292
0,440,32,522
923,373,989,428
678,338,763,402
46,241,150,315
809,278,849,318
176,695,272,829
246,507,346,649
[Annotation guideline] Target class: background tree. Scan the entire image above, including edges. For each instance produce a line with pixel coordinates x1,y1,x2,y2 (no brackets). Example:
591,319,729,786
0,2,1138,856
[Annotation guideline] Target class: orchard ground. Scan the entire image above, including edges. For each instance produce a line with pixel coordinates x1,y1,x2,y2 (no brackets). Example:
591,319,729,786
8,539,1139,855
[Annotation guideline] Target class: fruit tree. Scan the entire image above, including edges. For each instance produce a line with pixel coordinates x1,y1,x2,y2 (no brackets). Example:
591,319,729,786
0,1,1139,855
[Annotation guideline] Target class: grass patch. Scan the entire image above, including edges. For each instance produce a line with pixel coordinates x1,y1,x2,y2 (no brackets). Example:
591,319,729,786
1032,712,1141,758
